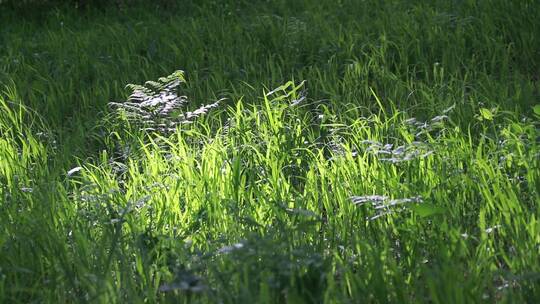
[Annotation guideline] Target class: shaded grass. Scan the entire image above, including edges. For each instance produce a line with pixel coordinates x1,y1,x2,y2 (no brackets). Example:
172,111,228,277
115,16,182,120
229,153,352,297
0,0,539,302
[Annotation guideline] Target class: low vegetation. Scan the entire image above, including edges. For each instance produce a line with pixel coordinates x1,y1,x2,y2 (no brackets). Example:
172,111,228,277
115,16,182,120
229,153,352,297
0,0,539,302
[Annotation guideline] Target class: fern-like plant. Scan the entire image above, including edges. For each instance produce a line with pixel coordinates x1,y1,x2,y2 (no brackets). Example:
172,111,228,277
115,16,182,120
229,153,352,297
109,70,220,134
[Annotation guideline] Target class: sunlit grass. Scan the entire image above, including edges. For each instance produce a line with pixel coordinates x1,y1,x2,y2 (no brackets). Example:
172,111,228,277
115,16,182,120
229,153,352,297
0,0,539,302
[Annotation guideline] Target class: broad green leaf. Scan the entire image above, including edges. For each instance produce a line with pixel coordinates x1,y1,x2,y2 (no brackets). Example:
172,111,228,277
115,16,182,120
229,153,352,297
533,104,540,116
479,108,493,121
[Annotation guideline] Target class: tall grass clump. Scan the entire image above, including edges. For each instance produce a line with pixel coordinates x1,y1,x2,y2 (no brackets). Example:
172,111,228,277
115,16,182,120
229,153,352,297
0,0,539,302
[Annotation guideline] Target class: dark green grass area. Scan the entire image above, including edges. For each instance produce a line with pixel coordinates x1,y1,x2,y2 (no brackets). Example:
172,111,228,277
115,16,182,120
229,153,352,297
1,0,539,302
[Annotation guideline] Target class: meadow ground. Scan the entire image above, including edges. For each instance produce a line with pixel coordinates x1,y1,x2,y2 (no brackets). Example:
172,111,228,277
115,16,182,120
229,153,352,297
0,0,539,302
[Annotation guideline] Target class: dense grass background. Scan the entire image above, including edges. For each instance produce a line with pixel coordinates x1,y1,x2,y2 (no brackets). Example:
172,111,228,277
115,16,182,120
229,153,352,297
1,0,539,302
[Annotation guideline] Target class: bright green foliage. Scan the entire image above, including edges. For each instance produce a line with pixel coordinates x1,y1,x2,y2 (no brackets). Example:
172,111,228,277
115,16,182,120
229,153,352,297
0,0,539,303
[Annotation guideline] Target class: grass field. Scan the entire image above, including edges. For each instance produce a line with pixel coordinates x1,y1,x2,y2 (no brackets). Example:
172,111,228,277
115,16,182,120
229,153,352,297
1,0,539,302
